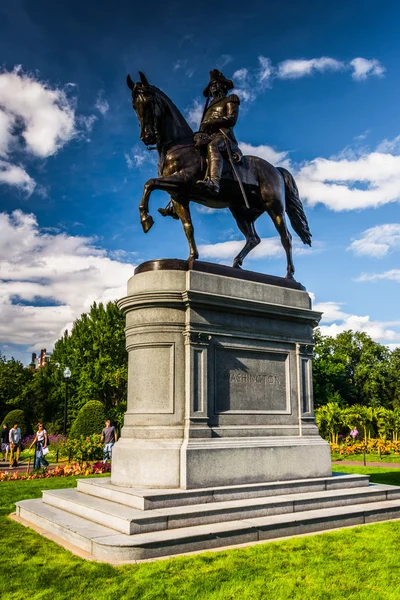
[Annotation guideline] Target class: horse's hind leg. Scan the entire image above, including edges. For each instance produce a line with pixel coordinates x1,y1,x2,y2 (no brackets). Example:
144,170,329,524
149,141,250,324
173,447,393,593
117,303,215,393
267,206,295,278
171,198,199,261
229,208,261,268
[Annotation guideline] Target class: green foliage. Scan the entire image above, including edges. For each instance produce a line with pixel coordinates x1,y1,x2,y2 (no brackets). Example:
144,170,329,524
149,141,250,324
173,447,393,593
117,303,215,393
0,352,33,417
313,328,396,409
315,403,400,444
0,302,128,433
0,409,31,436
69,400,106,438
64,434,104,462
51,301,128,425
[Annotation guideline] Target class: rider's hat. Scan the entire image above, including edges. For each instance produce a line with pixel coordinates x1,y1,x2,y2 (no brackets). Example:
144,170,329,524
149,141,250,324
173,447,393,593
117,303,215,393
203,69,234,97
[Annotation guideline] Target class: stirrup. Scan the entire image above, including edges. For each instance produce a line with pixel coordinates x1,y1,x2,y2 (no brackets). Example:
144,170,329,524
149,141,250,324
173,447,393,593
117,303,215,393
158,206,179,220
196,178,220,195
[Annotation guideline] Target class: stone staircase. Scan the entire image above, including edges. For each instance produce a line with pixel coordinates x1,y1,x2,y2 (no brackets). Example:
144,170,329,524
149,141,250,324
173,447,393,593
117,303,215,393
16,473,400,562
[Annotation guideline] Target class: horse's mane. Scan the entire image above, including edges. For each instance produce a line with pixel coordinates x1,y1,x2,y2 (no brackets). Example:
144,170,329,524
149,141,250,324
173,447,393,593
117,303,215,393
151,86,194,139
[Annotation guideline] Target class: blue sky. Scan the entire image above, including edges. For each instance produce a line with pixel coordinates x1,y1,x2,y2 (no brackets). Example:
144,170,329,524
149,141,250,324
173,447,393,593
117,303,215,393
1,0,400,363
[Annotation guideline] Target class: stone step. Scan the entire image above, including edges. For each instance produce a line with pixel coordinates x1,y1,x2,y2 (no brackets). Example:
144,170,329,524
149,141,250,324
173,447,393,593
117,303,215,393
16,496,400,561
76,473,370,510
42,483,398,535
16,499,114,553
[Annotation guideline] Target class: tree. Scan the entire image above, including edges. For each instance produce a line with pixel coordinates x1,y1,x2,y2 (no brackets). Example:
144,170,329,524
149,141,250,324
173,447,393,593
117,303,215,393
51,301,128,425
0,353,33,418
315,402,345,443
313,329,394,408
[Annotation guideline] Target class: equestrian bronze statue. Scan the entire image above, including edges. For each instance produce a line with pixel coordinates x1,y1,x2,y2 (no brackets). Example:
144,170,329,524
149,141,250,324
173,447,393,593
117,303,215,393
127,69,312,279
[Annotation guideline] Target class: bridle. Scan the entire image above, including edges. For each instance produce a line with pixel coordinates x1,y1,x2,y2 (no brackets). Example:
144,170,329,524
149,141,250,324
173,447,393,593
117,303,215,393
133,87,161,150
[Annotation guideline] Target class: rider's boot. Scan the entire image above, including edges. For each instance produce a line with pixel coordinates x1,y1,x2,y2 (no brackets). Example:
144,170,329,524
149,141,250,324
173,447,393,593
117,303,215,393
196,149,223,195
158,204,179,220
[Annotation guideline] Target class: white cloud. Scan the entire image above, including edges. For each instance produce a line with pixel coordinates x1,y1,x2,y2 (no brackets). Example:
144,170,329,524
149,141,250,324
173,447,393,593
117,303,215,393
78,114,97,133
350,58,385,81
228,56,386,104
0,210,134,350
0,67,77,193
95,91,109,115
0,67,76,157
0,110,15,157
0,160,36,195
314,300,400,343
376,135,400,154
297,152,400,211
356,269,400,283
239,142,291,169
124,144,157,169
348,224,400,258
217,54,233,69
232,68,248,83
185,99,203,129
174,59,187,71
387,343,400,351
313,301,348,322
277,57,344,79
258,56,273,86
199,236,314,262
124,153,134,169
199,237,283,261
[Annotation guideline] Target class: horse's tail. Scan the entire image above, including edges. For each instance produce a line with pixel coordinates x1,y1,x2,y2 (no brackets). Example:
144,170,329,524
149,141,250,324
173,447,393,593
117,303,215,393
278,167,312,246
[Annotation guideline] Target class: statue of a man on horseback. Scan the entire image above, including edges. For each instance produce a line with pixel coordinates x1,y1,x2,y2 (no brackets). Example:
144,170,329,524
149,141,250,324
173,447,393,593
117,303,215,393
195,69,242,196
126,69,312,278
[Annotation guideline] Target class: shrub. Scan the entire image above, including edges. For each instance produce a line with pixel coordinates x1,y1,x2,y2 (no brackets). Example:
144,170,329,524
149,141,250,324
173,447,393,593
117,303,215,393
1,409,32,437
64,434,103,462
69,400,105,438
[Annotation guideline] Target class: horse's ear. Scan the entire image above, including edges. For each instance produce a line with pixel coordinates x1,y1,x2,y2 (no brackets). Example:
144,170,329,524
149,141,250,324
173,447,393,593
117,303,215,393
139,71,150,87
127,74,135,90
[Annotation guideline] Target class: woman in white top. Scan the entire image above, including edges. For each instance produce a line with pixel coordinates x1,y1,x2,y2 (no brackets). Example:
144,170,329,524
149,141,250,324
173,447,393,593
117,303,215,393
29,423,49,470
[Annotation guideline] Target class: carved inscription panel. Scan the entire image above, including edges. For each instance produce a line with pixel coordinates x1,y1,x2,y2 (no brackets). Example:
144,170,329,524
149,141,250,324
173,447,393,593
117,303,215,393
128,344,174,414
215,347,289,413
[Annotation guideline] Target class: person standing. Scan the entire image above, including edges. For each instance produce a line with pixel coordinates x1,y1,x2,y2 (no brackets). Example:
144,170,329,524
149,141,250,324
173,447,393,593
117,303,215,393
1,423,10,462
100,419,117,464
29,423,49,470
9,422,22,468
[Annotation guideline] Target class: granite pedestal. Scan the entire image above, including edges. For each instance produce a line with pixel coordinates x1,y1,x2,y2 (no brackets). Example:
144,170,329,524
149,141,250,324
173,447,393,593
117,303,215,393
112,259,331,489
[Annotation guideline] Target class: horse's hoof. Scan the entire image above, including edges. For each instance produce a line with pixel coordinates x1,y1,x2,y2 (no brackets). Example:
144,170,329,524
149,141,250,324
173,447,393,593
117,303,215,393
232,261,242,269
187,254,199,262
141,215,154,233
285,273,294,280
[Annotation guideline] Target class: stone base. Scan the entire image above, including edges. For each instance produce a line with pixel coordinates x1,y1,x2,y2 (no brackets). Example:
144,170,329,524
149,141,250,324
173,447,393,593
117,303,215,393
111,436,331,489
112,259,329,489
16,474,400,562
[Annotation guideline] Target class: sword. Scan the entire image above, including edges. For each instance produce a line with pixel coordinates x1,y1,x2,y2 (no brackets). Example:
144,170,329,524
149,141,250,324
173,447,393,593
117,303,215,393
219,129,250,210
200,94,211,124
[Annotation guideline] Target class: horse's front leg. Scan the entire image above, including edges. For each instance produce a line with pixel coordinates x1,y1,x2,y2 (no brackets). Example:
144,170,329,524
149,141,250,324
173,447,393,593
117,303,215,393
139,175,184,233
171,199,199,261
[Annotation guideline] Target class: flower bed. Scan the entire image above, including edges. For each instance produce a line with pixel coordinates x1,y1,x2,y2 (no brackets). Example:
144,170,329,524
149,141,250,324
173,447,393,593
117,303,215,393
0,461,110,482
331,438,400,456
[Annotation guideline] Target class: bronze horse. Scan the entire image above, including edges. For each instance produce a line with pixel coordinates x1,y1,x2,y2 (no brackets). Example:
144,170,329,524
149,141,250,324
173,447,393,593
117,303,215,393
127,72,311,278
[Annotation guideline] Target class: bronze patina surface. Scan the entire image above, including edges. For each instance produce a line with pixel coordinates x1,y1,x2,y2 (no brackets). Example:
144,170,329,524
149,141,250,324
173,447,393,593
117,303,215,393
127,69,312,280
134,259,307,291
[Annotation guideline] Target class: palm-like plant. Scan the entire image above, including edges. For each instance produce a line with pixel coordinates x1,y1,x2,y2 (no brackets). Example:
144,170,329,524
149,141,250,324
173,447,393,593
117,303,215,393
316,402,344,443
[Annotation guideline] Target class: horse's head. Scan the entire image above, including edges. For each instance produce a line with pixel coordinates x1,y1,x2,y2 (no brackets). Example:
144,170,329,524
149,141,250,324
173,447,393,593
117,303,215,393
127,72,161,147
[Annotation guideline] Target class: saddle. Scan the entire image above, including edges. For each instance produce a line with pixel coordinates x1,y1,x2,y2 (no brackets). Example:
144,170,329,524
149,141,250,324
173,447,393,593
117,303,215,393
194,133,257,187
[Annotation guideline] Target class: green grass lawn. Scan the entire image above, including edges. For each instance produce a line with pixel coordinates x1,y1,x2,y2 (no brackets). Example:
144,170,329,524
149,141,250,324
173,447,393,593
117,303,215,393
332,453,400,463
2,470,400,600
